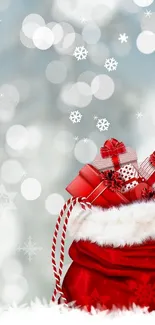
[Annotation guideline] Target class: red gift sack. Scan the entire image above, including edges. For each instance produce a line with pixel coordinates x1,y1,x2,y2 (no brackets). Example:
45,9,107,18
61,200,155,312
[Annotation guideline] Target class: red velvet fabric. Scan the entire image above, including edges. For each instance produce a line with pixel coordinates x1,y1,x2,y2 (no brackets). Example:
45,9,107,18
62,240,155,311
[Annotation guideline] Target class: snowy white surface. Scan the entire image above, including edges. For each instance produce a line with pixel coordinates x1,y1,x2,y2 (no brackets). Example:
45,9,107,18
0,301,155,325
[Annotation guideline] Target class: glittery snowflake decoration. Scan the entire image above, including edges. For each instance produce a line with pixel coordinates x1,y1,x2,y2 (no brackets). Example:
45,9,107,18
96,118,110,132
104,58,118,72
17,236,43,262
73,46,88,61
0,184,16,213
69,110,82,123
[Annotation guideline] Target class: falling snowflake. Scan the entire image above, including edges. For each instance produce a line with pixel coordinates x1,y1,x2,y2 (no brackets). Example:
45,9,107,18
83,138,89,143
17,236,43,262
69,110,82,123
74,136,79,141
136,112,143,119
96,118,110,132
144,9,152,18
118,33,128,43
0,184,16,213
73,46,88,61
93,115,98,120
104,58,118,72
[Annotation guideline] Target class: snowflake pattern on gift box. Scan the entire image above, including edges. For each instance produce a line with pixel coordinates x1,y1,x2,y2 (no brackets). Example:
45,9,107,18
17,236,43,262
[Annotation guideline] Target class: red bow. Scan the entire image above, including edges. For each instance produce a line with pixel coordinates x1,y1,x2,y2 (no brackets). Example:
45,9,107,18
150,152,155,167
141,187,155,201
100,170,125,192
100,138,126,159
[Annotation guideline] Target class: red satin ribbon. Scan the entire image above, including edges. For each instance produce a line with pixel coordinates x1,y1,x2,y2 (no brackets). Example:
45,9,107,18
87,181,129,204
100,138,126,171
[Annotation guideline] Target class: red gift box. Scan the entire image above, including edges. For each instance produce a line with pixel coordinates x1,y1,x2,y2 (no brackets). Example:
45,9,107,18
92,138,138,172
66,164,129,208
124,182,151,202
139,152,155,187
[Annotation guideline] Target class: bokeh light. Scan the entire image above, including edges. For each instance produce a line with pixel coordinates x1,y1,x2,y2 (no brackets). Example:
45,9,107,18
77,71,96,85
45,193,65,215
12,79,30,102
0,97,15,122
136,31,155,54
1,160,25,184
32,26,54,50
6,125,28,151
54,22,76,54
61,82,92,108
91,74,115,100
0,84,20,106
88,42,110,65
45,60,67,84
47,22,64,44
53,130,75,154
82,22,101,44
74,139,97,163
20,30,36,48
133,0,154,7
2,276,28,304
21,178,42,200
1,258,23,281
22,14,45,28
90,4,111,26
0,210,20,267
26,126,43,150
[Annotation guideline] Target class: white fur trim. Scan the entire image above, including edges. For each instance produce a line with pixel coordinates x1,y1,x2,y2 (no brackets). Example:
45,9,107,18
1,301,155,325
67,201,155,247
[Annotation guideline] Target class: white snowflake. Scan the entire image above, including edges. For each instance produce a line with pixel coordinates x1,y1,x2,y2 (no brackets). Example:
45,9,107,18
73,46,88,61
0,184,16,213
104,57,118,72
69,110,82,123
17,236,43,262
118,33,128,43
136,112,143,119
144,9,152,18
93,115,98,120
96,118,110,132
74,136,79,141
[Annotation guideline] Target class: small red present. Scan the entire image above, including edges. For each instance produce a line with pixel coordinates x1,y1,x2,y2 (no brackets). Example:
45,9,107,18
139,152,155,187
118,164,145,193
66,164,129,208
124,182,152,202
92,138,138,172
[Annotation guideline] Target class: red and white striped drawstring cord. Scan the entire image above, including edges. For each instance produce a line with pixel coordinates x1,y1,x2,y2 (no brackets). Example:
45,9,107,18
51,196,91,305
